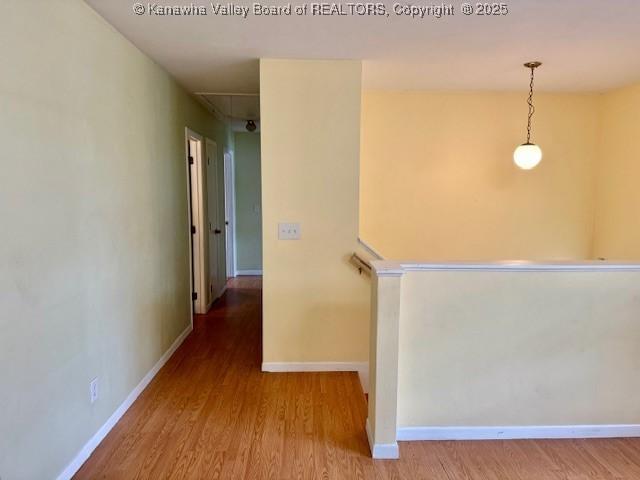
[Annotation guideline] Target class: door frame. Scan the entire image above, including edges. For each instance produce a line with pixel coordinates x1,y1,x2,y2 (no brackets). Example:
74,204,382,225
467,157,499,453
184,128,194,328
224,151,237,278
185,127,206,315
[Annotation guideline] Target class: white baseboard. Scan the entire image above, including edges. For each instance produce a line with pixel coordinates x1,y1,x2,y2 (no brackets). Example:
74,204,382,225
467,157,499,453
236,269,262,276
397,424,640,441
261,361,369,394
56,324,193,480
366,418,399,459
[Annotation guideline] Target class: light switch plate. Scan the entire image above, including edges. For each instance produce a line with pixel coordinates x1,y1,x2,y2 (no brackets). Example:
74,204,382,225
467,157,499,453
278,222,300,240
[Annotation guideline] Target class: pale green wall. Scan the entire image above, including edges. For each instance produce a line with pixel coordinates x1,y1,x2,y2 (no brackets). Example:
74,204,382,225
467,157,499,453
0,1,231,478
234,132,263,271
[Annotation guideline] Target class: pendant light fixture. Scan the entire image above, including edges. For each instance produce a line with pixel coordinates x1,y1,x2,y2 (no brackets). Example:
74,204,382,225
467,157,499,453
514,61,542,170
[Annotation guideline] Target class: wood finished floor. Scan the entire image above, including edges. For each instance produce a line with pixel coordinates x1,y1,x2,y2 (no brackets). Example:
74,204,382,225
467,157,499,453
76,277,640,479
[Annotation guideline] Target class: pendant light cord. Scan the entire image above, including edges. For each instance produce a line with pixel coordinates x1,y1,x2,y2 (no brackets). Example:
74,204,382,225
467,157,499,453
526,66,536,144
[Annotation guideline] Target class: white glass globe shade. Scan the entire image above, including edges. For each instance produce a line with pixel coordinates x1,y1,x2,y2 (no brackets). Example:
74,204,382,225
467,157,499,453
513,143,542,170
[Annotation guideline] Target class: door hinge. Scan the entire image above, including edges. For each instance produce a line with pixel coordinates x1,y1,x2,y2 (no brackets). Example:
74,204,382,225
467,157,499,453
188,156,194,165
191,225,196,234
192,292,198,301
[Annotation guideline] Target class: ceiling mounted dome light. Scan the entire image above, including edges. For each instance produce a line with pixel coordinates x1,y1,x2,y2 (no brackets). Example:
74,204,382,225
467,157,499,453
514,61,543,170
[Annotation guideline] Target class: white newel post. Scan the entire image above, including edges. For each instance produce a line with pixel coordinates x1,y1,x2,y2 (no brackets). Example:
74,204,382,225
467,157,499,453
366,262,404,459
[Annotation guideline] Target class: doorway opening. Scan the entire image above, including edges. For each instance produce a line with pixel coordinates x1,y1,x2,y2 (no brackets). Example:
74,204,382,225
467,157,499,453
230,126,262,276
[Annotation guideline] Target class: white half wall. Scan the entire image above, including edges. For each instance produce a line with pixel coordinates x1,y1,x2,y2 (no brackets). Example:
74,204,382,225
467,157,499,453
367,260,640,459
396,268,640,429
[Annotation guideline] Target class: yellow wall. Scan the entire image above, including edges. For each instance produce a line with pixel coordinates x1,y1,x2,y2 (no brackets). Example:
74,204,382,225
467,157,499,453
0,1,230,478
360,91,601,261
397,269,640,427
260,59,370,363
593,83,640,259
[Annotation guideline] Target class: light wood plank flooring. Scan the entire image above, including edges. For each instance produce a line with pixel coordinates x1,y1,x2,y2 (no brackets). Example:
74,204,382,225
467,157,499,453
75,277,640,479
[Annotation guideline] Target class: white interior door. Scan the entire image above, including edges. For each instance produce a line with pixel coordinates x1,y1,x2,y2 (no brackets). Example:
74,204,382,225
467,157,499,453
224,152,236,278
206,139,225,299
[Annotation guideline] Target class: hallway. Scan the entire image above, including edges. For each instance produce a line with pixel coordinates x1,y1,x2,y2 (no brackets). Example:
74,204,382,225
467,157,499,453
75,277,372,479
75,278,640,479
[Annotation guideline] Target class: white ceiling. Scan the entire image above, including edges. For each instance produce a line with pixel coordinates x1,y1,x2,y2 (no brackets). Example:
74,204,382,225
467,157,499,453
86,0,640,93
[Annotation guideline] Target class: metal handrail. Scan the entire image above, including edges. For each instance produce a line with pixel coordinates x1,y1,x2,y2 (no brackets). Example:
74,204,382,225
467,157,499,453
351,252,372,276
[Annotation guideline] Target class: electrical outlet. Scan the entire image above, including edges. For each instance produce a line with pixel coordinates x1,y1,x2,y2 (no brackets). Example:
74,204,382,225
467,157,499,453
278,222,301,240
90,377,99,404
